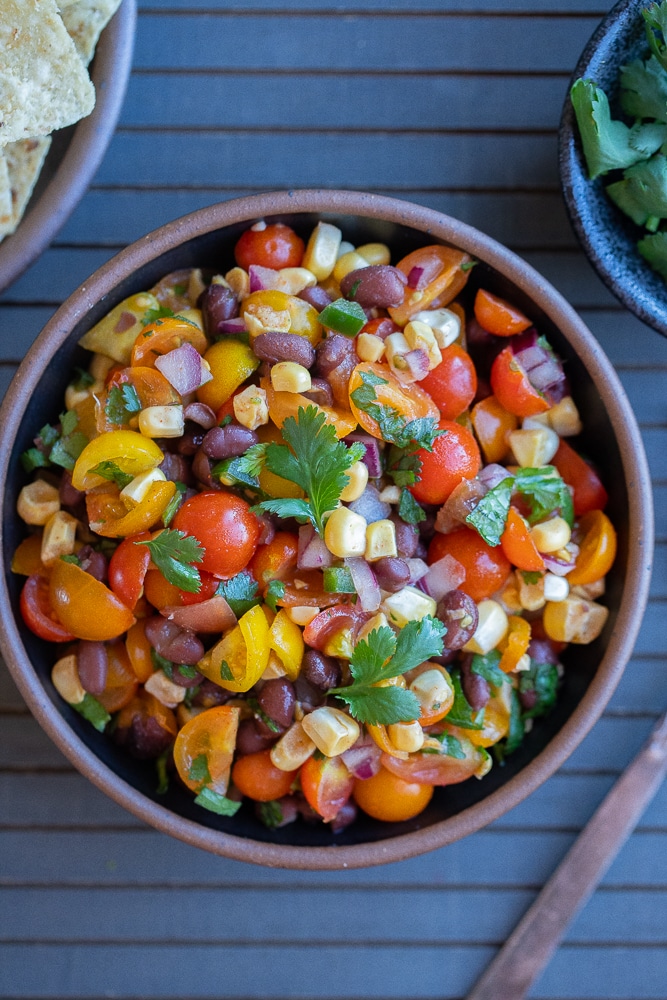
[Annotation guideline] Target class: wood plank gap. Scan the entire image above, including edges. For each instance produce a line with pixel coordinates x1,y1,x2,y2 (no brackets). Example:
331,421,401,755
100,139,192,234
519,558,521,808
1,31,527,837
115,125,559,137
136,9,607,20
129,67,574,79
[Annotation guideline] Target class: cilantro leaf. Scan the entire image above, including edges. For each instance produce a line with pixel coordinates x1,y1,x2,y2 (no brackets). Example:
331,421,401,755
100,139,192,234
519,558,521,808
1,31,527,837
388,616,447,678
216,571,260,617
136,529,203,593
620,55,667,123
446,669,485,730
49,432,88,471
194,787,242,816
470,650,508,689
398,488,426,524
644,1,667,72
570,78,665,179
514,467,574,527
188,753,212,787
606,153,667,229
71,367,95,391
142,305,175,325
105,384,142,425
253,406,365,535
265,579,286,612
156,750,170,795
347,626,397,685
333,683,421,726
350,371,442,451
422,732,467,758
89,460,134,489
638,229,667,278
385,447,422,487
20,447,50,473
504,688,526,756
220,660,234,682
161,481,187,527
258,800,285,829
519,661,560,719
465,476,513,547
247,697,282,734
522,570,542,586
73,693,111,733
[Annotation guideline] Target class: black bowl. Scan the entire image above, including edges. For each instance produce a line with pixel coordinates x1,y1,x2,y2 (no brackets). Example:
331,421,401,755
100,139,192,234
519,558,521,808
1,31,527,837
559,0,667,337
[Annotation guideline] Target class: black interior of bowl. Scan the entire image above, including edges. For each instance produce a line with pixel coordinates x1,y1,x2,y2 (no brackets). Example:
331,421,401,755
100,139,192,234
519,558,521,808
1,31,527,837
559,0,667,337
3,211,628,847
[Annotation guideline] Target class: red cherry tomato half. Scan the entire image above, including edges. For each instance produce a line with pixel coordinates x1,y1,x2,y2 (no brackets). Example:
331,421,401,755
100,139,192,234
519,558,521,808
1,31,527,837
249,531,299,590
20,573,76,642
234,223,305,271
108,531,152,610
473,289,532,337
420,344,478,420
552,439,608,517
409,419,481,506
300,754,354,822
172,491,260,580
490,346,551,418
428,527,511,603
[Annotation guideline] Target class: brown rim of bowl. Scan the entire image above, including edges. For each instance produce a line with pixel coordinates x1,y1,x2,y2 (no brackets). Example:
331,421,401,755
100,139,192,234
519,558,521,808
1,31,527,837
0,0,137,295
0,190,654,870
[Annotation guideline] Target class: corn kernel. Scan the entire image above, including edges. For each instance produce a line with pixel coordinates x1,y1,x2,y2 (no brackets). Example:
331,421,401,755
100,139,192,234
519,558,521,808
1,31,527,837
138,405,184,439
543,596,609,644
409,666,454,717
301,706,360,757
65,383,92,410
51,654,86,705
356,332,386,363
517,571,546,611
285,605,321,627
120,468,167,506
509,426,560,468
404,320,442,370
497,573,524,614
356,612,390,645
144,670,186,708
17,480,60,526
339,461,369,502
41,509,78,565
245,305,291,338
273,267,318,296
530,516,571,554
324,506,368,558
270,361,312,394
463,600,509,655
387,721,425,753
187,269,207,305
270,720,317,771
412,307,461,348
381,586,437,628
224,266,250,300
333,250,369,284
378,484,401,504
543,573,570,603
571,578,606,600
323,627,354,660
177,704,207,727
548,396,582,437
176,307,204,330
336,241,355,259
233,384,269,430
365,519,397,561
356,242,391,265
302,222,343,281
384,332,410,368
89,352,116,382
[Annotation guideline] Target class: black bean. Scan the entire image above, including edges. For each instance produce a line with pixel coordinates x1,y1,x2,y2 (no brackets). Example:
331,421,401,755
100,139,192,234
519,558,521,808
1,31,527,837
193,680,232,708
200,283,238,337
391,515,420,559
202,424,258,460
314,333,355,377
59,469,84,508
144,618,204,665
258,678,296,728
76,545,107,583
437,590,479,651
460,654,490,712
114,712,175,760
159,452,192,484
331,799,358,833
527,638,559,665
301,650,341,691
77,641,108,696
303,378,334,408
191,448,218,488
339,265,407,308
169,665,204,689
373,556,411,593
176,427,206,456
299,285,332,312
294,674,326,708
253,332,315,368
236,718,277,756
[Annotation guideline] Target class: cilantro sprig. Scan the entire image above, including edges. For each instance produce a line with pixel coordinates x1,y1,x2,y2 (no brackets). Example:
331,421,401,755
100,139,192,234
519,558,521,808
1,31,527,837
215,571,260,617
136,528,204,593
351,370,442,452
105,384,142,425
252,406,365,536
465,467,574,548
21,410,88,473
330,617,446,726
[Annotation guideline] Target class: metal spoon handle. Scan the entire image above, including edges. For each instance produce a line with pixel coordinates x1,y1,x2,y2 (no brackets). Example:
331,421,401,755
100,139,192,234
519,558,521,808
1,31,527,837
466,711,667,1000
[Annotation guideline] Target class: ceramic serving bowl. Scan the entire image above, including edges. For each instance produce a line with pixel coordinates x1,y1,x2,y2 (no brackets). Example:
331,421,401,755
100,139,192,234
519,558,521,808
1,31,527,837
559,0,667,338
0,190,653,869
0,0,136,295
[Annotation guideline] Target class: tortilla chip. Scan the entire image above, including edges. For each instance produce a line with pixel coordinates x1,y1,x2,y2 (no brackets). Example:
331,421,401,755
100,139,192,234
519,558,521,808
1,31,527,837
60,0,122,65
1,136,52,235
0,0,95,146
0,154,13,236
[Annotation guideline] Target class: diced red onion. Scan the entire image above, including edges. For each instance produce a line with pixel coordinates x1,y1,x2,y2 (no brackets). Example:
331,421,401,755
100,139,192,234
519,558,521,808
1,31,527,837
421,554,466,602
394,349,430,384
525,358,565,393
155,342,212,395
435,478,486,534
407,256,444,289
249,264,279,292
297,524,333,570
406,557,429,584
183,402,218,429
344,557,381,612
512,332,565,395
478,464,511,490
348,484,391,524
341,739,382,779
344,431,382,479
161,595,237,633
543,544,579,577
218,318,248,335
407,265,425,289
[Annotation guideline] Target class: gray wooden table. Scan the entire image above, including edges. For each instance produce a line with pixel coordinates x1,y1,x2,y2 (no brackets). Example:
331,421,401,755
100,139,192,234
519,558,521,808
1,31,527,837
1,2,666,998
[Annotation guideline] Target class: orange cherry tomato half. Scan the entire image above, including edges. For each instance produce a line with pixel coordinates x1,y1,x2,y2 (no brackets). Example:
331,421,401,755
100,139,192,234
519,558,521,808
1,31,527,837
108,531,152,610
234,223,305,271
49,559,136,641
500,507,545,572
172,491,260,580
388,245,472,326
428,527,511,603
568,509,617,586
299,754,354,822
409,419,481,506
174,705,241,796
473,289,532,337
125,618,155,682
471,394,518,465
96,641,139,713
552,439,608,517
131,316,208,369
348,362,439,441
231,749,297,802
249,530,299,590
497,615,532,674
490,346,551,418
353,766,434,822
420,344,478,420
142,567,220,610
20,573,76,642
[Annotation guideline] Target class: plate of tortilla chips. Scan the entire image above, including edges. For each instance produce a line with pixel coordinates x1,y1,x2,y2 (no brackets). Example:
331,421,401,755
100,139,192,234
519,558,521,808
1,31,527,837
0,0,136,294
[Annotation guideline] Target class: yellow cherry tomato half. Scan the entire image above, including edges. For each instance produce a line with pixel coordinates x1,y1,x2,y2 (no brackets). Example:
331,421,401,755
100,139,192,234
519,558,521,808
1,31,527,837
199,604,271,692
72,430,164,492
86,480,177,538
353,766,434,822
196,338,260,411
268,609,305,680
49,558,136,641
174,705,240,796
568,509,618,586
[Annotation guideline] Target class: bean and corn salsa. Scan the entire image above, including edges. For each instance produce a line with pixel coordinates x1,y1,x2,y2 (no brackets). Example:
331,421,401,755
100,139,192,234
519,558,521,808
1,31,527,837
13,219,617,830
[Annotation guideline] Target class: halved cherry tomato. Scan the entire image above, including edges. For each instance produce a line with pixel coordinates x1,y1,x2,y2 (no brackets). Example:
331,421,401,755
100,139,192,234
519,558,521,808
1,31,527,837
474,289,532,336
445,694,510,748
353,766,433,822
108,531,152,610
85,480,177,539
20,573,76,642
196,338,260,412
249,531,299,590
381,733,488,785
299,754,354,821
348,362,439,440
552,439,608,516
174,705,240,796
490,347,551,418
130,316,208,368
125,618,155,682
360,316,400,339
142,567,220,610
568,509,617,586
172,491,260,579
96,641,139,713
497,615,531,673
49,559,136,641
11,534,44,577
366,723,409,761
234,223,305,270
262,376,356,439
409,419,481,506
420,344,477,420
96,368,181,433
231,749,297,802
242,290,322,346
471,394,518,464
303,605,370,653
268,608,305,680
72,430,164,492
500,507,545,572
200,604,270,692
428,527,511,603
388,245,472,326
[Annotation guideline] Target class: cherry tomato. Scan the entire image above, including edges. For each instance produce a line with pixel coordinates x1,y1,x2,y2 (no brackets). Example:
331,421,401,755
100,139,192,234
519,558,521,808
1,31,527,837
11,534,44,577
420,344,477,420
349,362,439,441
360,316,400,339
175,705,240,796
568,509,617,586
49,559,136,641
490,347,551,418
500,507,545,572
97,368,180,432
96,641,139,713
381,734,488,785
249,531,299,590
142,567,220,610
471,394,518,464
231,749,297,802
410,419,481,506
20,573,76,642
353,766,434,822
497,615,531,674
172,491,260,579
108,532,152,610
388,245,472,326
130,316,207,368
303,605,370,653
299,754,354,822
552,439,608,516
234,223,305,270
125,618,155,682
473,289,532,336
428,527,511,603
196,338,260,412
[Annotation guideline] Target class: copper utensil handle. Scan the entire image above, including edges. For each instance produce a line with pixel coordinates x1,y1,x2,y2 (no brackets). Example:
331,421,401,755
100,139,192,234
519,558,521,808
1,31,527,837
466,711,667,1000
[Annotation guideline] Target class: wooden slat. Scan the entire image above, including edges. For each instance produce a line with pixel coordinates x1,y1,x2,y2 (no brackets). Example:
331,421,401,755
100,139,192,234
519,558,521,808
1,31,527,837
138,2,612,12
